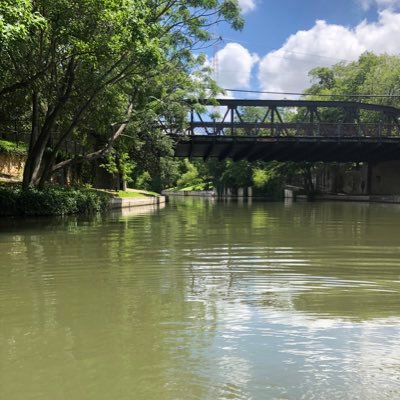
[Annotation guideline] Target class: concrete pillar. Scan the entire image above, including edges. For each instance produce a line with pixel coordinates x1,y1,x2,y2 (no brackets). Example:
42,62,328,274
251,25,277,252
284,198,294,207
247,186,253,198
284,189,294,198
367,162,374,195
238,187,245,197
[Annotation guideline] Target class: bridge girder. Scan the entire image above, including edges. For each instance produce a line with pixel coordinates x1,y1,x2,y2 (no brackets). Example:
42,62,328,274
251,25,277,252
166,99,400,162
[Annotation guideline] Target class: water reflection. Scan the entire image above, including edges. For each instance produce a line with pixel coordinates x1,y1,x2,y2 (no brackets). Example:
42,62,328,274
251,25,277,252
109,202,166,218
1,199,400,399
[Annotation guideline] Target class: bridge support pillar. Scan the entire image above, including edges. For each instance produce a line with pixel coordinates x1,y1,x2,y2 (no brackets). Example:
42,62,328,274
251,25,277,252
226,187,233,197
367,162,374,195
238,187,245,197
247,186,253,198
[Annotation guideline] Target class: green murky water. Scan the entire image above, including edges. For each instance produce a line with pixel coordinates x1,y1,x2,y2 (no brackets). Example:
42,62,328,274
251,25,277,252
1,198,400,399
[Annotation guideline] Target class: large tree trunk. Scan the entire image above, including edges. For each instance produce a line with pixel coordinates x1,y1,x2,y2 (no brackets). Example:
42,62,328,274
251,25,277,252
22,91,40,189
22,57,77,188
22,111,54,188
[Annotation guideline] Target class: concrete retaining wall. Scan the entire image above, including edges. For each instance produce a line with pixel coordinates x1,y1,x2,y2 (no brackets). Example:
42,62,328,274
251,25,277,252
109,196,166,209
162,190,216,197
316,194,400,203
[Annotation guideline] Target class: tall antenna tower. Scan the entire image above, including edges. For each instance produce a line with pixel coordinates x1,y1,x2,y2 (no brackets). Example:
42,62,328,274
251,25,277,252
212,35,224,83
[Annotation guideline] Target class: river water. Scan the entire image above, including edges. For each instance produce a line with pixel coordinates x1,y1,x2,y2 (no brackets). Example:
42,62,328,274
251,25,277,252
1,198,400,399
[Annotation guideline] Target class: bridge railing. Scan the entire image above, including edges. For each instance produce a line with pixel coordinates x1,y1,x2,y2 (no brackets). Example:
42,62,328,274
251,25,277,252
186,122,400,138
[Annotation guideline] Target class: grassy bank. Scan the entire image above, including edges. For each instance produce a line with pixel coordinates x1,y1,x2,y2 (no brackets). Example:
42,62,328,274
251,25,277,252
114,189,160,198
0,139,27,157
164,182,214,192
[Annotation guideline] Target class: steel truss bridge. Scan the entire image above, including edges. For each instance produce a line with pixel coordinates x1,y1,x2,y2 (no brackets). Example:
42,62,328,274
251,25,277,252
165,99,400,162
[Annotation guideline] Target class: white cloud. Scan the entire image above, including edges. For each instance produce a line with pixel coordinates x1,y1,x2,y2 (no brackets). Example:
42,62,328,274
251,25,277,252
212,42,259,89
238,0,257,14
358,0,400,11
258,10,400,97
356,10,400,53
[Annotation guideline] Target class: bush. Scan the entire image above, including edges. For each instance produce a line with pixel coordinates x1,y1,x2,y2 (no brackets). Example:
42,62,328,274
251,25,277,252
135,171,152,191
0,185,110,216
252,168,271,188
176,160,203,189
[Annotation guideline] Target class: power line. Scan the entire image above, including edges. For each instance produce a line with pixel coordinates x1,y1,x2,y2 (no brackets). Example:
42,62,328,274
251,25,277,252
211,35,353,63
223,88,400,98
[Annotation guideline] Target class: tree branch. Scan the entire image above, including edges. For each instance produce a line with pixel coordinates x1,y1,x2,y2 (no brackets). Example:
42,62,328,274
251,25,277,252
51,102,134,173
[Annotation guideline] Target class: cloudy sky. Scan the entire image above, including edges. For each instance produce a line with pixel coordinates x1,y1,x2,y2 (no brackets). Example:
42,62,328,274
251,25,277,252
210,0,400,97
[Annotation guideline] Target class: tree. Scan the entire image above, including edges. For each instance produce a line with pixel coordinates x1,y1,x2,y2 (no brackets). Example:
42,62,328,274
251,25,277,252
176,159,203,189
0,0,46,96
302,53,400,195
306,53,400,108
0,0,243,188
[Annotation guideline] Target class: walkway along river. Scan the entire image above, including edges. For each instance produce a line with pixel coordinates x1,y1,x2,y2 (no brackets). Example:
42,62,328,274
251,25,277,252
1,198,400,399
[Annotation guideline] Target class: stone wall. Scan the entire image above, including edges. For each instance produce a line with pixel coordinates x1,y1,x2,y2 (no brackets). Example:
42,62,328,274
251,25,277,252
315,163,368,194
370,161,400,195
314,161,400,196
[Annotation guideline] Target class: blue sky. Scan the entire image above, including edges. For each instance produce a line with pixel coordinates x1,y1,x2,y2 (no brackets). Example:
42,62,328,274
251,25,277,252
209,0,400,97
222,0,376,54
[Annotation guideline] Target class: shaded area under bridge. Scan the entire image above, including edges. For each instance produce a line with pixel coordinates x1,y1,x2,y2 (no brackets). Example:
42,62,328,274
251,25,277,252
165,99,400,162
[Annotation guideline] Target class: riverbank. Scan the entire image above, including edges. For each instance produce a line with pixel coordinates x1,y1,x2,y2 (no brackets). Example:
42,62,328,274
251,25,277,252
0,185,164,216
295,193,400,204
165,188,400,205
314,194,400,203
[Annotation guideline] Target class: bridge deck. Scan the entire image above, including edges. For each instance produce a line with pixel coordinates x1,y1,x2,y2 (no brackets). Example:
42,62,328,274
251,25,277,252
171,135,400,162
167,99,400,162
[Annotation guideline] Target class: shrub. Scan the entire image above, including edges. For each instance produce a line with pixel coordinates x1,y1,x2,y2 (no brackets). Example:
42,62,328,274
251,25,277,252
0,185,110,216
0,186,19,216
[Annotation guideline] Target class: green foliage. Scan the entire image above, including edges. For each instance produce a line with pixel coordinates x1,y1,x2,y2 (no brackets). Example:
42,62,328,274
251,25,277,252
0,0,46,46
252,168,272,188
100,154,118,175
182,182,213,191
176,159,203,189
220,160,252,188
306,53,400,108
135,171,152,191
0,0,243,187
100,152,134,183
117,189,159,198
167,181,213,191
308,67,335,90
0,185,110,216
0,139,27,156
251,162,294,199
155,158,181,190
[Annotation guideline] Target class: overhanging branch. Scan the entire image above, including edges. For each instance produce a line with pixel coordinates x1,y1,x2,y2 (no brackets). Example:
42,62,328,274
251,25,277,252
51,103,134,173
